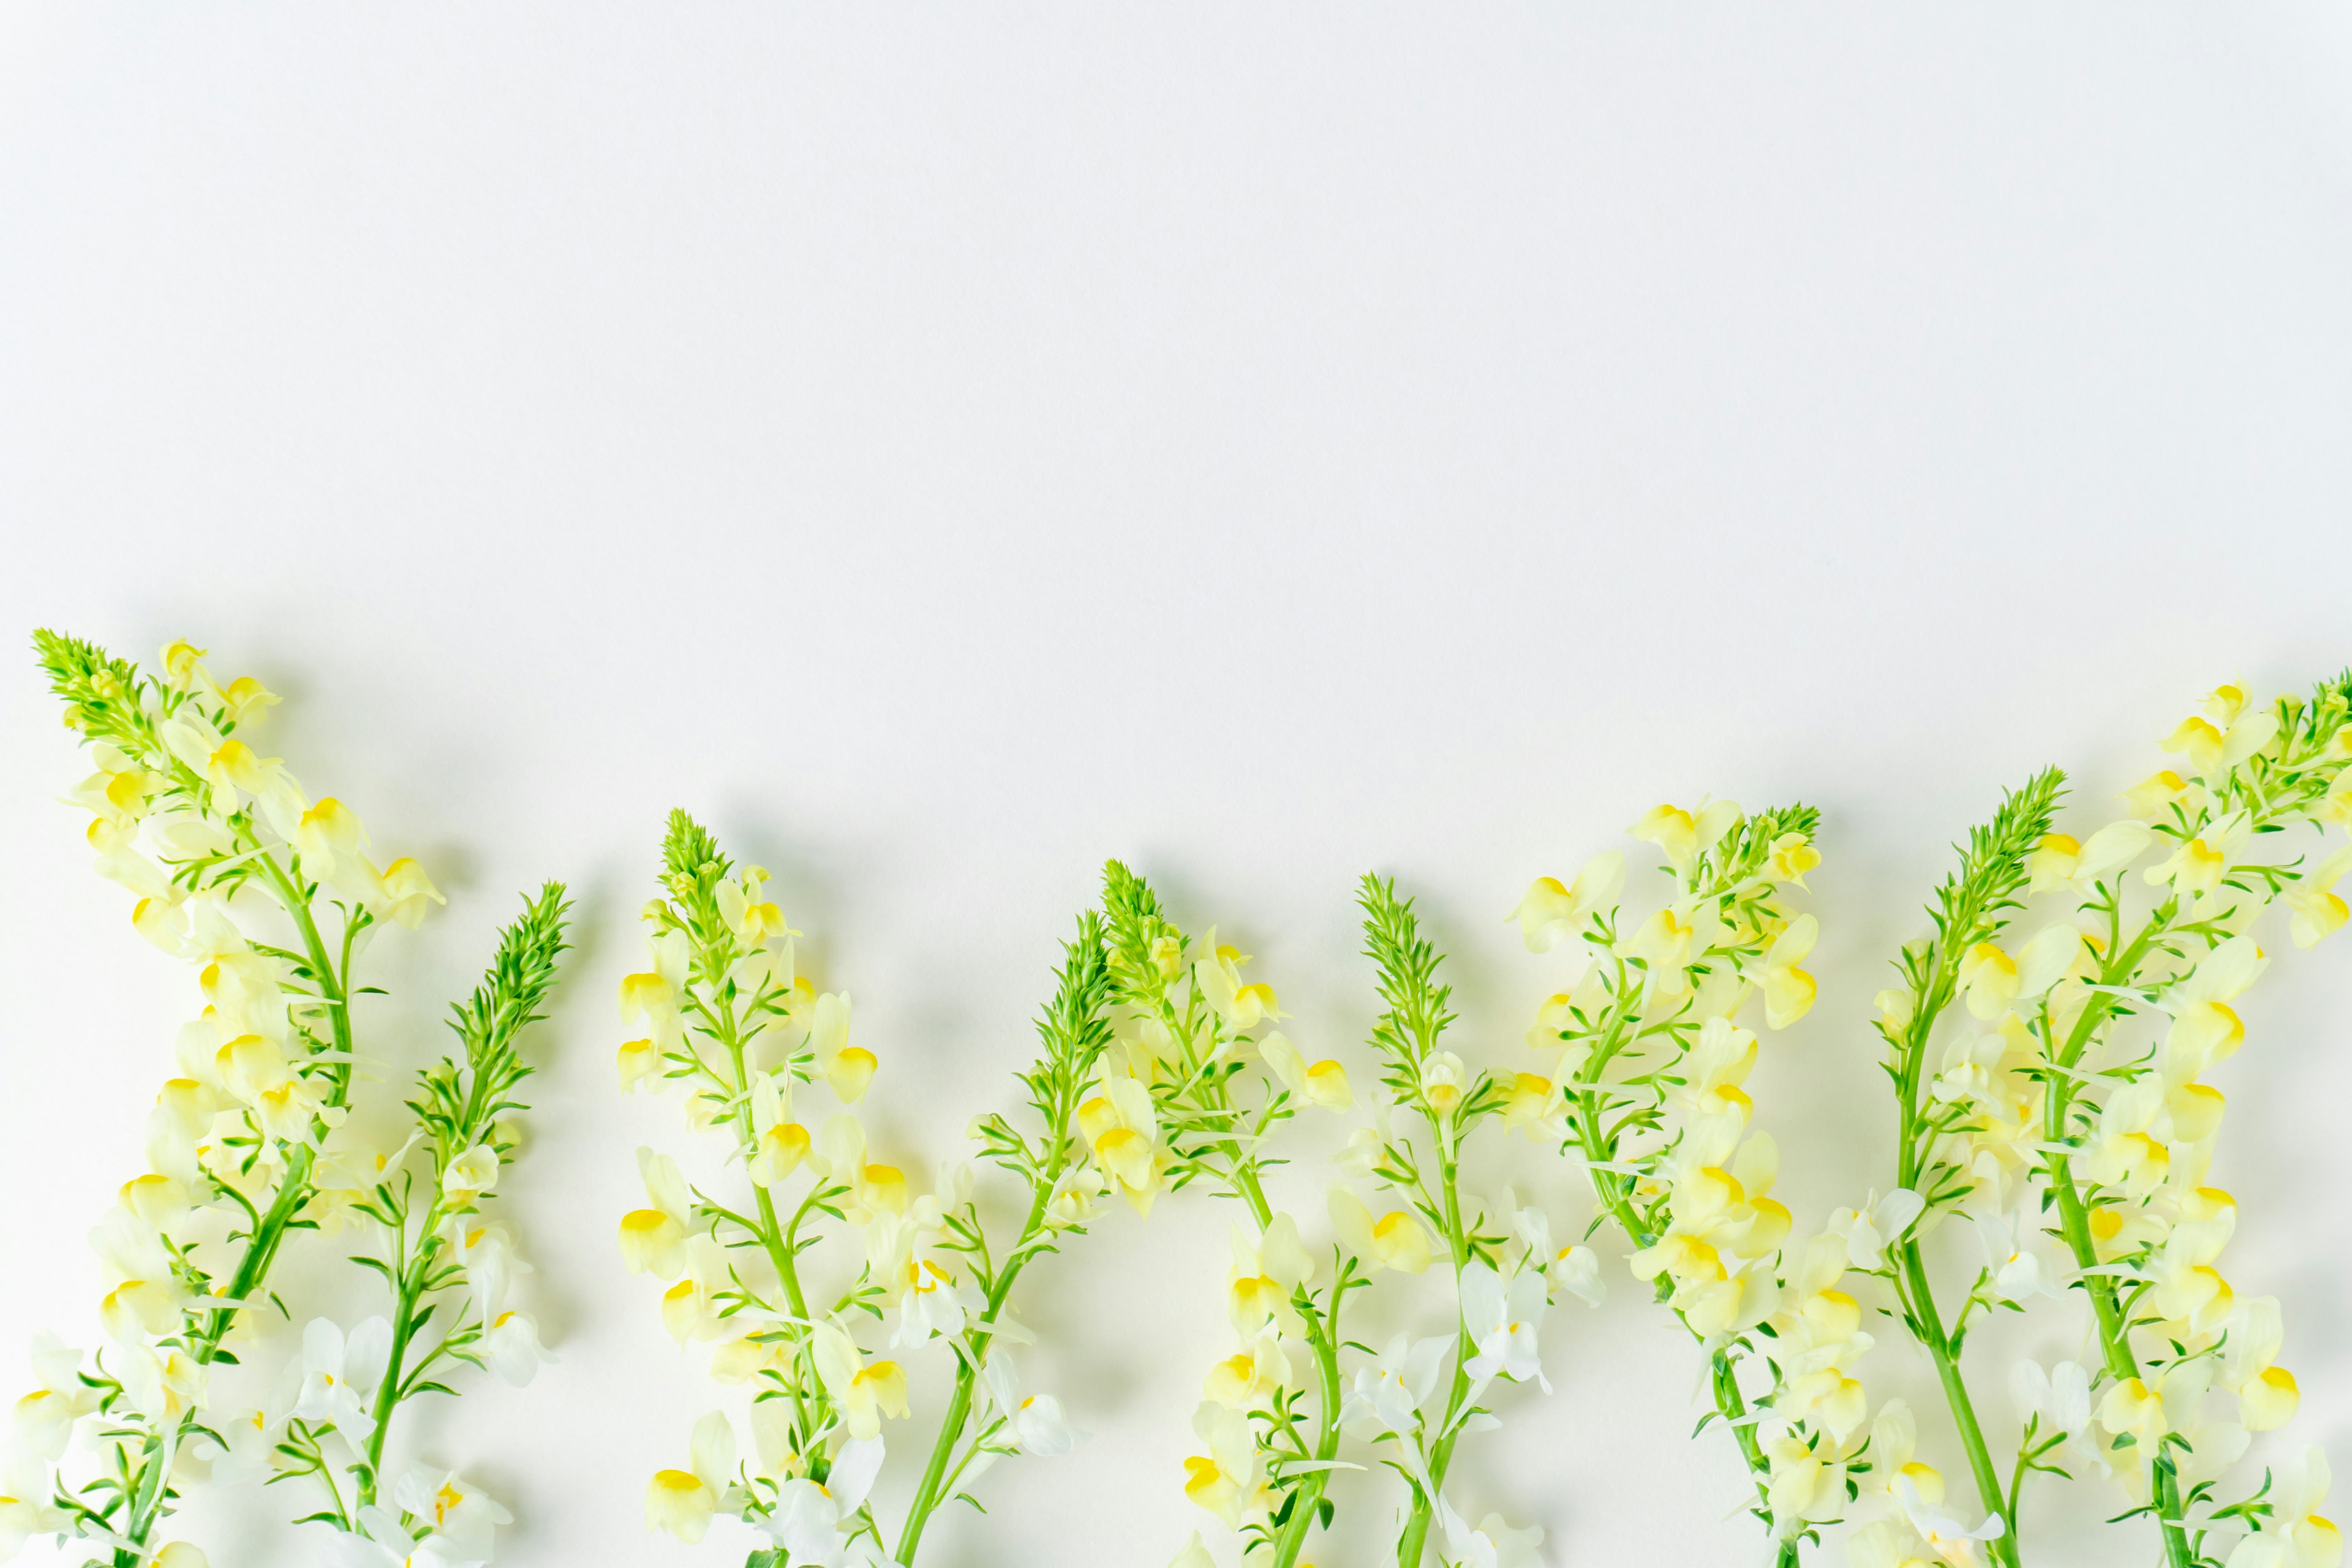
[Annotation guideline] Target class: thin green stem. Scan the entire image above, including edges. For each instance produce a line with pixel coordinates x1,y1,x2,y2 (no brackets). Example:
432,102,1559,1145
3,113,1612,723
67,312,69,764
2034,909,2194,1568
1895,1238,2021,1568
894,1140,1065,1565
1227,1161,1345,1568
1395,1135,1474,1568
118,844,355,1555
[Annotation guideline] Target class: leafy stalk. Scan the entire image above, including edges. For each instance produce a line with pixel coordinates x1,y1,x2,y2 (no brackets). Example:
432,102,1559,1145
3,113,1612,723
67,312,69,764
1878,767,2065,1568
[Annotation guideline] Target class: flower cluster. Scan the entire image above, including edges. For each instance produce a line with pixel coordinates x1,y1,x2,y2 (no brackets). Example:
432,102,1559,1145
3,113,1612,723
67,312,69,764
1096,864,1359,1568
617,812,1091,1566
1512,803,1871,1562
1820,674,2352,1568
6,633,558,1568
270,884,569,1566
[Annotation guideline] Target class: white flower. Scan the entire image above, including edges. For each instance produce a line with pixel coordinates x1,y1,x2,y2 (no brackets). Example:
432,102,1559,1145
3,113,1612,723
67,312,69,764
483,1311,554,1388
293,1316,393,1442
11,1332,96,1461
1824,1189,1923,1272
980,1355,1084,1457
390,1466,513,1563
1437,1498,1546,1568
2010,1359,2105,1479
344,1504,470,1568
1460,1262,1551,1395
764,1437,884,1567
1,1442,67,1556
439,1146,500,1208
1893,1473,2007,1560
1340,1332,1452,1439
437,1219,524,1330
198,1404,281,1487
118,1341,208,1425
1974,1214,2063,1304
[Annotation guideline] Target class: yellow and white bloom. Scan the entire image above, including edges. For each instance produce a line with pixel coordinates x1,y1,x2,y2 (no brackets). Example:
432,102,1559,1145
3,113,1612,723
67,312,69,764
2286,845,2352,949
2223,1295,2302,1433
1077,1076,1168,1214
761,1436,884,1567
1460,1261,1551,1394
747,1074,812,1188
1339,1332,1452,1440
388,1466,513,1563
292,1316,392,1441
619,1147,694,1279
1181,1400,1273,1528
808,991,876,1103
1195,933,1284,1032
2161,936,2267,1077
1254,1031,1352,1110
812,1322,909,1441
979,1353,1082,1457
1507,852,1625,952
1327,1186,1431,1278
1227,1215,1313,1338
646,1410,739,1544
2223,1446,2342,1568
1760,914,1819,1030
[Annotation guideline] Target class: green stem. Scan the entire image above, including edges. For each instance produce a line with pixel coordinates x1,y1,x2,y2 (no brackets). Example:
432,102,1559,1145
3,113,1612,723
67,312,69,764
1896,1238,2021,1568
1227,1163,1345,1568
1572,1083,1792,1555
1395,1142,1474,1568
894,1136,1066,1565
2035,911,2194,1568
116,846,355,1555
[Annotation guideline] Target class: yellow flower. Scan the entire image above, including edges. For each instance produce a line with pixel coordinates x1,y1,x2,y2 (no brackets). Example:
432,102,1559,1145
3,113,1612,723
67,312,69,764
220,676,278,726
1329,1186,1433,1275
2097,1377,2167,1447
1196,932,1284,1030
747,1076,811,1187
644,1411,736,1543
619,1148,692,1279
1768,832,1822,886
2146,835,2227,899
160,639,208,688
2122,770,2190,820
1507,851,1625,952
2286,845,2352,949
1499,1072,1561,1137
1204,1336,1288,1409
1957,942,2018,1021
1255,1031,1352,1110
1761,914,1819,1030
2162,935,2266,1073
378,858,445,929
1630,805,1700,873
1076,1077,1167,1214
2026,833,2082,893
617,1038,659,1093
810,991,876,1102
812,1322,909,1439
1181,1401,1270,1528
1417,1050,1469,1115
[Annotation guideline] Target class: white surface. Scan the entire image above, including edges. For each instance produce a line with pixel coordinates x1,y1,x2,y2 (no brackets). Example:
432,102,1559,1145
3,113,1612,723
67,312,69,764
4,7,2352,1566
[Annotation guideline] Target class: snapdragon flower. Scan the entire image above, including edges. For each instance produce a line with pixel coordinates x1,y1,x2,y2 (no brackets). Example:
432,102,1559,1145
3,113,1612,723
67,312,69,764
10,633,549,1567
619,812,1103,1565
1514,801,1841,1564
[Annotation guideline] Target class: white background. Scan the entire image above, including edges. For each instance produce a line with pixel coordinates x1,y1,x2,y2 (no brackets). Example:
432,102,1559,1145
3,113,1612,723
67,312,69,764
5,7,2352,1566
